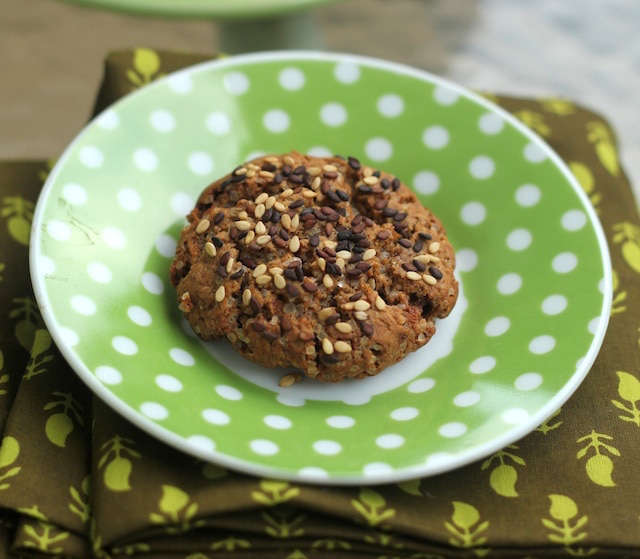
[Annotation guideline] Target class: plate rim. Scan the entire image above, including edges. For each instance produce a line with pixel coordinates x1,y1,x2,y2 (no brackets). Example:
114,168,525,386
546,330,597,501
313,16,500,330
29,50,613,485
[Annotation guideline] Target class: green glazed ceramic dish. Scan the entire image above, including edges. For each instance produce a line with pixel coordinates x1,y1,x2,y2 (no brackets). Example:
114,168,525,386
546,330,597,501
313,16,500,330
31,52,612,485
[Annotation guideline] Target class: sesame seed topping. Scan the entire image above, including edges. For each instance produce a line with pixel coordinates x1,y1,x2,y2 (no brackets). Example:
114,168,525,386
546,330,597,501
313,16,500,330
334,340,352,353
254,204,266,219
215,285,225,302
406,271,422,281
362,248,376,261
335,322,353,334
256,234,271,246
274,273,286,289
255,192,269,204
354,310,369,321
196,219,210,234
323,274,334,288
256,274,272,286
429,241,441,253
234,220,251,231
302,190,317,198
226,257,235,273
255,221,267,235
289,235,301,253
375,296,386,311
283,155,295,167
318,307,335,321
242,289,252,306
252,263,267,277
363,175,379,186
423,274,437,285
322,338,334,355
353,300,371,311
205,242,217,257
279,372,301,387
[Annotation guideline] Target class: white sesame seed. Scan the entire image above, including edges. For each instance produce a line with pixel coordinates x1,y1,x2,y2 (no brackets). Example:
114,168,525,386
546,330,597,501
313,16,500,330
322,338,334,355
291,214,300,229
335,322,353,333
244,230,255,244
256,234,271,246
302,190,317,198
334,340,352,353
256,274,272,285
252,263,267,277
323,274,334,288
423,274,437,285
281,213,292,230
281,188,294,198
255,192,269,205
337,250,352,260
375,296,386,311
237,210,249,220
205,242,216,257
317,257,326,271
354,310,368,321
234,220,251,231
226,257,235,273
362,249,377,261
407,271,422,281
255,221,267,235
274,201,286,212
319,308,335,321
311,177,322,191
259,170,274,179
242,289,252,305
196,219,210,234
274,274,286,289
283,155,295,166
289,235,301,253
215,285,225,302
265,196,276,210
354,300,371,311
254,204,266,219
428,241,441,254
363,175,379,185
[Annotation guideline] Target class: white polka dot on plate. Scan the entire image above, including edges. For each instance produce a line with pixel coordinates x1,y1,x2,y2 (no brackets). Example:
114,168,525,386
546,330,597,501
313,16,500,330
456,248,478,272
117,188,142,212
79,146,104,168
524,142,547,163
127,305,152,326
170,347,195,366
96,110,119,129
263,415,292,430
469,355,496,374
112,335,137,355
224,71,250,95
377,93,404,117
363,462,394,476
188,152,214,175
333,61,360,84
460,201,487,225
376,434,404,449
541,294,568,315
552,252,578,273
263,109,290,133
453,391,481,407
39,255,56,276
250,440,279,456
390,407,419,421
141,272,164,294
150,109,175,132
278,67,305,90
133,148,158,172
469,155,495,179
171,192,195,216
515,372,543,391
167,73,193,94
186,435,215,453
478,112,505,135
155,233,177,258
320,102,347,127
501,408,529,424
307,146,332,157
589,316,602,335
425,452,453,468
407,377,436,393
484,316,510,336
413,170,440,195
101,226,126,249
515,183,541,207
95,365,122,385
59,326,79,347
156,374,183,392
561,209,587,231
422,126,449,150
46,220,71,241
70,294,96,315
365,137,393,161
202,408,230,425
497,272,522,295
313,440,342,455
326,415,355,429
216,384,243,401
206,111,232,135
298,467,329,479
62,183,88,206
87,261,112,283
529,335,556,354
140,402,168,420
507,228,532,251
439,422,467,438
433,85,459,105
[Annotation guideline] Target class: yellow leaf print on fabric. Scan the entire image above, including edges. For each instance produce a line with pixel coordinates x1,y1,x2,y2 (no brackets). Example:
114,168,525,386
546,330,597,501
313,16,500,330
396,478,422,496
150,484,205,534
210,536,251,552
43,391,84,447
514,110,551,136
26,329,55,379
127,48,164,88
69,475,91,523
568,161,601,210
11,296,41,352
0,356,8,396
1,195,34,246
613,222,640,274
611,371,640,426
587,121,620,177
311,538,351,551
541,99,576,116
542,494,598,556
251,480,300,506
481,445,525,498
99,435,140,492
576,431,619,487
0,262,4,282
536,408,563,434
261,506,306,539
21,520,70,556
611,270,627,315
351,489,396,527
445,501,489,556
0,435,21,490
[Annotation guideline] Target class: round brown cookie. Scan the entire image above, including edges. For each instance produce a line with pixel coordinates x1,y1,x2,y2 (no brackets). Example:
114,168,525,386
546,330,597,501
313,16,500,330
170,151,458,383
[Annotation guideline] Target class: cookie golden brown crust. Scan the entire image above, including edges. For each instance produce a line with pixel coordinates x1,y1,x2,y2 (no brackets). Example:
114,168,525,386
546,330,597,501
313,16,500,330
170,151,458,383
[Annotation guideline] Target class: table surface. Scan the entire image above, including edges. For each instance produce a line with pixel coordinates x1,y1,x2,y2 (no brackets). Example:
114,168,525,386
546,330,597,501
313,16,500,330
2,0,639,206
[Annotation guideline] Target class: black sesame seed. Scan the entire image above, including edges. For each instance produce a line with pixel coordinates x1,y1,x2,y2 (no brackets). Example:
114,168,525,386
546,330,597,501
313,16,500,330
429,266,443,280
361,322,374,337
263,331,278,341
398,239,412,248
211,236,224,248
213,211,225,225
310,234,320,247
289,199,304,209
230,269,244,280
336,189,350,201
349,291,363,301
348,156,361,170
418,232,433,240
217,265,228,278
413,240,424,252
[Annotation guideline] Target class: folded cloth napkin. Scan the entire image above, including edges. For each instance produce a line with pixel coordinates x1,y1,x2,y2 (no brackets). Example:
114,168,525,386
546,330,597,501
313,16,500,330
1,49,639,558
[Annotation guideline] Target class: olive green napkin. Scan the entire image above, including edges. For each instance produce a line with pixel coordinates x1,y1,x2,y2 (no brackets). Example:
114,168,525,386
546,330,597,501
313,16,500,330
0,48,639,558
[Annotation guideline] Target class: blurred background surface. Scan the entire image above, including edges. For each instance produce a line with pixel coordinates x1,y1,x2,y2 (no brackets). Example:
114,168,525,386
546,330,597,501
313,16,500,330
2,0,639,204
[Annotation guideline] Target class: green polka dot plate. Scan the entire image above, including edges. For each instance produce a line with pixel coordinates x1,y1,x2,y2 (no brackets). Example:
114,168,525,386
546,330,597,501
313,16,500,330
30,52,612,485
